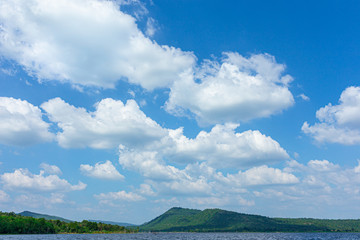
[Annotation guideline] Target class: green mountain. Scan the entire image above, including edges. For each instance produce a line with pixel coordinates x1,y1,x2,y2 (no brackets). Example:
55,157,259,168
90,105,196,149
18,211,72,223
140,207,360,232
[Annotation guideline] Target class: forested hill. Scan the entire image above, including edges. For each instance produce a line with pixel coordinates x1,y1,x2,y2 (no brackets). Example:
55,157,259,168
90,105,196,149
19,211,72,223
0,211,138,234
140,207,360,232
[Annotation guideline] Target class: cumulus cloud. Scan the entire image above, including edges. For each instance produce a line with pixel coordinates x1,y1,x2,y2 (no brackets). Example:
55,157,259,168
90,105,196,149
227,165,299,186
80,160,124,180
307,160,339,172
166,123,289,168
302,86,360,145
137,184,156,196
119,143,296,197
41,98,167,149
0,97,53,146
119,147,190,181
1,168,86,192
272,160,360,203
41,97,288,169
166,53,294,124
40,163,62,175
0,0,195,90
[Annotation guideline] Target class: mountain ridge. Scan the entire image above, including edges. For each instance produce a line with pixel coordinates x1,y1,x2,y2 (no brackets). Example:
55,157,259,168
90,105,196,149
18,211,72,223
18,211,136,227
140,207,360,232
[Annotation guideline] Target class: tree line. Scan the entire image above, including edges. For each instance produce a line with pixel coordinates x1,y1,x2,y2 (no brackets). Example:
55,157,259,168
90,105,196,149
0,211,138,234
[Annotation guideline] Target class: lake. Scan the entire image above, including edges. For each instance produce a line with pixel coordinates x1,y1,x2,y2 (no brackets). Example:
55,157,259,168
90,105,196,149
1,233,360,240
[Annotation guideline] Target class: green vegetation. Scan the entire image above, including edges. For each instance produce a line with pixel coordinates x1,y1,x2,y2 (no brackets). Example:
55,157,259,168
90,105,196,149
276,218,360,232
140,207,360,232
0,211,138,234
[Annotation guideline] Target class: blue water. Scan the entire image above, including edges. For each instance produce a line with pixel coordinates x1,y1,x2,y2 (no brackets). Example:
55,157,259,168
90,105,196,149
0,233,360,240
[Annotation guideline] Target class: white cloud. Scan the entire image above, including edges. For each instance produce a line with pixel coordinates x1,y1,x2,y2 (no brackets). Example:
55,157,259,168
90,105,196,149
41,98,167,149
40,163,62,175
307,160,339,172
302,86,360,145
137,184,156,196
166,123,289,168
119,148,190,181
166,53,294,124
0,97,53,146
119,144,296,198
1,168,86,192
187,196,254,207
227,165,299,186
281,159,360,200
0,0,195,90
40,97,288,170
95,190,145,204
80,160,124,180
0,190,10,202
354,161,360,173
145,17,157,37
298,93,310,101
118,148,215,196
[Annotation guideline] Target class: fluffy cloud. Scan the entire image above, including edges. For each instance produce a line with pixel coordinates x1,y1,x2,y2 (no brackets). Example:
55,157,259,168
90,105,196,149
166,53,294,124
118,148,214,196
1,168,86,192
0,97,53,146
302,86,360,145
80,160,124,180
0,0,195,90
226,165,299,186
166,123,289,168
119,123,289,178
40,163,62,175
262,160,360,205
41,97,288,168
41,98,167,149
119,148,190,181
119,144,296,197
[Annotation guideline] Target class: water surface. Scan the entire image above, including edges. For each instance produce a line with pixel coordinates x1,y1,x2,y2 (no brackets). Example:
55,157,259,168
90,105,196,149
1,232,360,240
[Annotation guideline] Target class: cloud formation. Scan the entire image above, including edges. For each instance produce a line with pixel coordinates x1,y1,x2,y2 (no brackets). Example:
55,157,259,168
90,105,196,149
95,190,145,204
0,97,53,146
166,53,294,124
40,163,62,175
119,145,296,197
41,98,167,149
0,0,195,90
1,168,86,192
166,123,289,168
80,160,124,180
302,86,360,145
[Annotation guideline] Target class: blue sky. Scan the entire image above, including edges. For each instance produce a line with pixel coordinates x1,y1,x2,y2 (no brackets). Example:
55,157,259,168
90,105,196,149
1,0,360,224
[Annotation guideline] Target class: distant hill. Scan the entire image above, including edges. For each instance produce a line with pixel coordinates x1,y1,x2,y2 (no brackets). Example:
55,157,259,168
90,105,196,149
18,211,72,223
88,219,136,227
140,207,360,232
